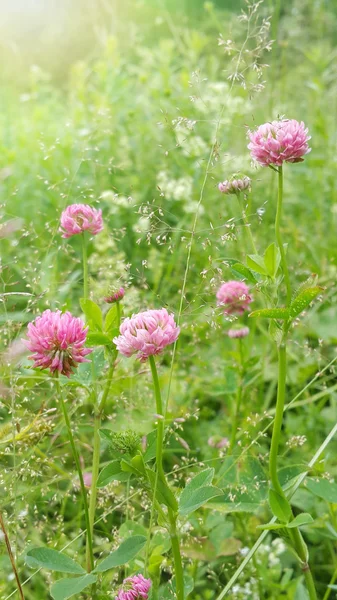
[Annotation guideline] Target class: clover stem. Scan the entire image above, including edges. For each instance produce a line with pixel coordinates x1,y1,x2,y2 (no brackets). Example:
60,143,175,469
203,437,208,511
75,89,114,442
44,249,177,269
86,309,121,573
229,338,244,454
0,512,25,600
149,356,184,600
275,166,291,305
55,373,94,572
81,232,89,300
269,167,317,598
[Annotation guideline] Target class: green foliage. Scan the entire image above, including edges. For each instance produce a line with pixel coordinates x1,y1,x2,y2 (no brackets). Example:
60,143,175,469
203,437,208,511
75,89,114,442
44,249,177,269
305,478,337,503
2,0,337,598
93,536,147,573
268,489,292,523
80,299,103,331
26,548,85,574
97,460,130,487
51,574,97,600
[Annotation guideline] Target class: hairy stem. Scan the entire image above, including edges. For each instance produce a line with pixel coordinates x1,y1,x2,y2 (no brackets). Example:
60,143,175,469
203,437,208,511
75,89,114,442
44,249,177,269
236,192,257,254
270,168,317,598
149,356,184,600
270,338,317,598
0,512,25,600
269,339,287,497
168,508,185,600
55,375,94,572
229,338,244,453
275,166,291,305
149,356,165,478
86,305,121,572
82,233,88,300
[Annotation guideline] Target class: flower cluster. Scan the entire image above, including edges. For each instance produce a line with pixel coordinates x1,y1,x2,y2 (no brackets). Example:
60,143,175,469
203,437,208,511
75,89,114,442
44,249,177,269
216,281,252,315
25,310,92,377
248,119,311,167
218,175,251,195
114,308,180,361
116,574,151,600
60,204,103,238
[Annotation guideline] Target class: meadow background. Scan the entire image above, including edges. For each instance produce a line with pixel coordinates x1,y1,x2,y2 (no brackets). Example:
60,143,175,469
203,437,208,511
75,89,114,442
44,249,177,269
1,0,337,598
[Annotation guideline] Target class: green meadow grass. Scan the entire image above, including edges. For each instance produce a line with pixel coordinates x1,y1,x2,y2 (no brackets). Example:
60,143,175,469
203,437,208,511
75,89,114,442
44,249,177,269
1,1,337,598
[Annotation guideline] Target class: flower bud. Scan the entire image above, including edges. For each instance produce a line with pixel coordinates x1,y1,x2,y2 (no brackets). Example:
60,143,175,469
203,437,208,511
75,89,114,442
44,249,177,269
104,287,125,304
218,175,251,195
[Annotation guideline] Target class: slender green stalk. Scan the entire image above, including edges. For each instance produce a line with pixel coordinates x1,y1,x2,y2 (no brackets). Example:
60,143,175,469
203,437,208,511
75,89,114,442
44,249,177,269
269,339,287,497
229,338,244,454
168,508,185,600
86,306,121,572
0,512,25,600
55,375,94,572
82,232,89,300
323,562,337,600
236,192,257,254
149,356,184,600
149,356,165,478
275,166,291,305
269,169,317,598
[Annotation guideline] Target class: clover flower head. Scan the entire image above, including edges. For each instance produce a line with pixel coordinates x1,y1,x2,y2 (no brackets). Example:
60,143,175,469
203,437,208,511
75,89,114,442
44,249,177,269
248,119,311,167
60,203,103,238
218,175,251,195
115,574,152,600
113,308,180,361
216,281,252,315
25,309,92,377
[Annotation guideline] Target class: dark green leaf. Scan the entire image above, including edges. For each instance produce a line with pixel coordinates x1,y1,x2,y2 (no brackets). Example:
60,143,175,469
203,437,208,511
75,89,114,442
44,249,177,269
97,461,130,487
269,489,292,523
99,428,115,445
214,456,268,513
120,458,140,476
94,536,147,573
146,468,178,512
179,485,222,516
143,430,157,462
161,575,194,598
306,478,337,503
26,548,85,574
179,468,215,510
51,574,97,600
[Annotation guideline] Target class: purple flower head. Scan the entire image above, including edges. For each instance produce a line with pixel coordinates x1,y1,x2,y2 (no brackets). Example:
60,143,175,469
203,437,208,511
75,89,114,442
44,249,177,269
60,204,103,238
216,281,252,315
115,574,152,600
24,309,92,377
113,308,180,362
248,119,311,167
